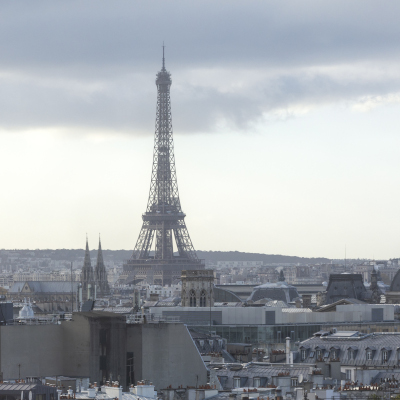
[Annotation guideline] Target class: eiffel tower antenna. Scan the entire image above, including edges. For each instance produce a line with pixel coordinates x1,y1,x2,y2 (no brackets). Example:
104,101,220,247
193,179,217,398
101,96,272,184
162,42,165,71
123,48,204,285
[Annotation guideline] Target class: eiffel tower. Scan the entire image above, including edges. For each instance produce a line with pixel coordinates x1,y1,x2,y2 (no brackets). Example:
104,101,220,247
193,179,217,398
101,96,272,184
123,48,204,285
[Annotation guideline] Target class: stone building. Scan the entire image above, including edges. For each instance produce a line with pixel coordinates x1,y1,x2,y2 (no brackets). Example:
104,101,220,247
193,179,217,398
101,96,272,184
81,237,110,301
7,281,78,312
317,271,381,306
181,270,214,307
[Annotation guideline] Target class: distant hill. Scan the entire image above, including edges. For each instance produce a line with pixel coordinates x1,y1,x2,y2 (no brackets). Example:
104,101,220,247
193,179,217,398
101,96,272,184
1,249,330,265
196,250,330,264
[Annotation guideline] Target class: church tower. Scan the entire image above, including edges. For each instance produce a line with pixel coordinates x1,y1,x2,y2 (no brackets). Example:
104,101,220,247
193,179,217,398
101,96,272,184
81,237,95,301
95,236,110,297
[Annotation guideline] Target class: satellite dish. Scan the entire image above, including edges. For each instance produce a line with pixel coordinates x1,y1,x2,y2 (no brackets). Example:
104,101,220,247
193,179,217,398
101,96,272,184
298,374,303,384
29,392,32,400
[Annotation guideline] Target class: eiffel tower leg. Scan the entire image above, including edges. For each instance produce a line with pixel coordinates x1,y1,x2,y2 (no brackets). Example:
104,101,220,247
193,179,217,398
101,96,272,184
173,221,198,261
133,222,154,260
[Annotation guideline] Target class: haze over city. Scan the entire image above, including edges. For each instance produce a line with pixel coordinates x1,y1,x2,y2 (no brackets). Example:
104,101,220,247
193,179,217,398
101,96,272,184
1,1,399,259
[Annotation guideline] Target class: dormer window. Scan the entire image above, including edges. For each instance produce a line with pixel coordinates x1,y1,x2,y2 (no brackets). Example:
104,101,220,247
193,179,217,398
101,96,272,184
382,350,388,363
291,378,298,387
348,349,354,360
367,350,373,360
199,340,204,348
301,349,307,360
316,349,322,359
331,350,337,359
254,377,261,387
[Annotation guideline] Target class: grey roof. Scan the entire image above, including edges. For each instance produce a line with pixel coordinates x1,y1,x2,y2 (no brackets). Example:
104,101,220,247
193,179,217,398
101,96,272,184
94,307,133,314
213,362,312,390
0,384,37,391
248,282,299,303
214,302,243,307
9,281,79,294
298,332,400,367
371,372,400,384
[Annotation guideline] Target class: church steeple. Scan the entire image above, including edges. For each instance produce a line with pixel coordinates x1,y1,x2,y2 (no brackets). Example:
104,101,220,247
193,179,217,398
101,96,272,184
95,234,110,297
97,235,104,266
83,235,91,269
81,236,95,302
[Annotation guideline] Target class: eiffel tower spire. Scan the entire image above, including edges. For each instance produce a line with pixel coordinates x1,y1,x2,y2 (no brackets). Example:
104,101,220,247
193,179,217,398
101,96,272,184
123,48,204,285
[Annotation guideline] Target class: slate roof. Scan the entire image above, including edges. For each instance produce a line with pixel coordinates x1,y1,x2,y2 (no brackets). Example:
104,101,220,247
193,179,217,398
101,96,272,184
298,331,400,367
371,372,400,384
213,362,312,390
9,281,79,294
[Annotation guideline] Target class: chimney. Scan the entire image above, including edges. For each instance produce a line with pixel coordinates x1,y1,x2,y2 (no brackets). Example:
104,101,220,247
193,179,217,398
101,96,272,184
302,294,312,308
286,337,290,364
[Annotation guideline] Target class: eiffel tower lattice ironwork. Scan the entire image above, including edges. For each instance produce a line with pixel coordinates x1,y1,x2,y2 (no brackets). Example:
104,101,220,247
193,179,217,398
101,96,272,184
123,48,204,285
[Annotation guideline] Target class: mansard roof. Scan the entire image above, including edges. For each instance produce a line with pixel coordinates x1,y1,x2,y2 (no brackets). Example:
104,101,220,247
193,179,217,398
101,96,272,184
298,331,400,367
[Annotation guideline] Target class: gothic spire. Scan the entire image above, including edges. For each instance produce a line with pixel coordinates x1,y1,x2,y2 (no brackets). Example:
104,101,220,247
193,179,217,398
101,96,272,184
97,234,104,267
84,235,91,268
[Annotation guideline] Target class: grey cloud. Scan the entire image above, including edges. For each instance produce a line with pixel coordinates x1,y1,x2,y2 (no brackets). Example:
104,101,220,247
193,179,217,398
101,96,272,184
1,1,400,134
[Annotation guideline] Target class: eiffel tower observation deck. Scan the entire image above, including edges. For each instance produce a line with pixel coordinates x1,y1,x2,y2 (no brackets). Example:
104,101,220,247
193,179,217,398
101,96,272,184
123,48,204,285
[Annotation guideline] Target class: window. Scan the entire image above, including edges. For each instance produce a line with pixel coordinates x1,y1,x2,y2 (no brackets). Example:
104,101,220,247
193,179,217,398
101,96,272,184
316,349,322,359
301,349,307,360
324,351,330,358
345,369,352,381
331,350,337,359
382,350,388,363
309,351,315,358
291,378,298,387
233,377,240,388
189,290,196,307
209,340,213,349
254,377,261,387
200,290,207,307
367,350,372,360
199,340,204,348
348,349,353,360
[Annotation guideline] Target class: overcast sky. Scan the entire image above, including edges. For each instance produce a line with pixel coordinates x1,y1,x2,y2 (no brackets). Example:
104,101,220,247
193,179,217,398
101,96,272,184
1,1,400,259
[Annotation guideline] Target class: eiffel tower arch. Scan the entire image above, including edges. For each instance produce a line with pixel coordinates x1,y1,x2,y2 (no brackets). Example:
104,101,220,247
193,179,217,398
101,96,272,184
123,48,204,285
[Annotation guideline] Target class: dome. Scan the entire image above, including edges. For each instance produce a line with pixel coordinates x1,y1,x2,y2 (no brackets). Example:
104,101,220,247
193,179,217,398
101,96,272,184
18,299,35,319
247,281,299,303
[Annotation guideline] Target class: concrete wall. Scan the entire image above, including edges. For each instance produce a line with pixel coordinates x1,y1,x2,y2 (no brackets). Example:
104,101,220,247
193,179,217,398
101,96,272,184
63,312,127,387
0,324,63,380
127,323,208,390
0,312,127,387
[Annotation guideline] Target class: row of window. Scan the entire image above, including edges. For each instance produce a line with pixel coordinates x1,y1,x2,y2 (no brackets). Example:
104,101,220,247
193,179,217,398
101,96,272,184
301,348,393,363
230,377,298,388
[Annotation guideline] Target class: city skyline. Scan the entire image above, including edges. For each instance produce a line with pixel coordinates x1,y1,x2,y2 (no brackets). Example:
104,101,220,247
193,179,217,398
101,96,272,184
0,1,400,259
